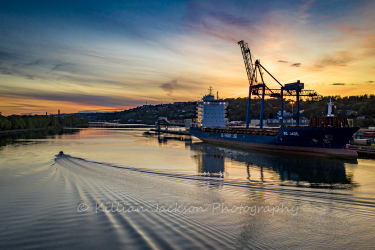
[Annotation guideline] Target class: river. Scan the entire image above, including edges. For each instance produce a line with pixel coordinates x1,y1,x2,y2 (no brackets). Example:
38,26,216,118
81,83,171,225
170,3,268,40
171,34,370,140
1,128,375,249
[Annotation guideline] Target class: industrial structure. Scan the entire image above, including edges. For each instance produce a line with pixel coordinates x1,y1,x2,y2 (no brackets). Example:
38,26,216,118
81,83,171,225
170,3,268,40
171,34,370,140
189,40,359,158
238,40,322,128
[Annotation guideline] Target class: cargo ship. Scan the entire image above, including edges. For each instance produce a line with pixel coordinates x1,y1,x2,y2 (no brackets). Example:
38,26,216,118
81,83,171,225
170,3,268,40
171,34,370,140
190,41,359,158
190,125,359,158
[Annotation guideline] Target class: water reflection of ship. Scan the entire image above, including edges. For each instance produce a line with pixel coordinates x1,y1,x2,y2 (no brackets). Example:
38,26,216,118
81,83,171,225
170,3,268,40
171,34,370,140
143,131,355,188
191,142,355,188
196,151,225,174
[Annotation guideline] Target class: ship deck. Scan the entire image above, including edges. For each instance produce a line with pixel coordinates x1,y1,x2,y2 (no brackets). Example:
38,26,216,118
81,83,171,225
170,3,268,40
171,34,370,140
199,127,280,136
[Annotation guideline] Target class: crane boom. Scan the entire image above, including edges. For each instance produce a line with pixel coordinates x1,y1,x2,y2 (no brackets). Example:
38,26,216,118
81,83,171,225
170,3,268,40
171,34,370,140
238,40,256,86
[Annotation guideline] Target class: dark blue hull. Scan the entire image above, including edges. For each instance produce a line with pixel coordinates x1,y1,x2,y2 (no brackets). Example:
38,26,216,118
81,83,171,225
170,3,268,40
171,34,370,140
190,126,359,157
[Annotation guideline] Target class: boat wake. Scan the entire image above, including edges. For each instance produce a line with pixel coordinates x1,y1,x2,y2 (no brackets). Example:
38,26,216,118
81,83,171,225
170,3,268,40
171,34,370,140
52,154,375,249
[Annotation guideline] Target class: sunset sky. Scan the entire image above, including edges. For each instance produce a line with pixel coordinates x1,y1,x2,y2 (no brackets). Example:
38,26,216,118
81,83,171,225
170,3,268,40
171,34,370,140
1,0,375,115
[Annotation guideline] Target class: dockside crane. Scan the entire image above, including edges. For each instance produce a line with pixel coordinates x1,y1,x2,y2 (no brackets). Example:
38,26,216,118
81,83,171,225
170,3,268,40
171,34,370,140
238,40,322,128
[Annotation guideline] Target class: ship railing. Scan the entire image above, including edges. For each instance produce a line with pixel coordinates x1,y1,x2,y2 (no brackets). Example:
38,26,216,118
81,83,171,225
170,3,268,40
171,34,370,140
200,127,279,136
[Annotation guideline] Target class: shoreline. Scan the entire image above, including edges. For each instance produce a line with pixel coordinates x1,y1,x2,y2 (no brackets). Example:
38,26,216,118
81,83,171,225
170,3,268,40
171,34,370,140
0,126,86,136
0,128,51,136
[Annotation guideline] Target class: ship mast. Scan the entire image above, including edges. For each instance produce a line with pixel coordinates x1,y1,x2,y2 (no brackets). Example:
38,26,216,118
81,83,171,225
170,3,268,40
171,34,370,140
327,98,335,117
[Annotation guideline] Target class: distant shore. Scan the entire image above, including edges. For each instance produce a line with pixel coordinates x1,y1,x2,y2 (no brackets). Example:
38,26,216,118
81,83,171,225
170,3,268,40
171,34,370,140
0,127,51,136
0,126,86,136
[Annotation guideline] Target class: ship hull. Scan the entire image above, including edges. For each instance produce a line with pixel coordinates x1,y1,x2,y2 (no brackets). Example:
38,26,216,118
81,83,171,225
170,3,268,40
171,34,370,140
190,126,359,158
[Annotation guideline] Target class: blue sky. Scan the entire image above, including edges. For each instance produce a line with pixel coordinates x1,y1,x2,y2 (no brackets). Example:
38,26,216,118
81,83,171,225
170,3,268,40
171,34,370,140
1,0,374,115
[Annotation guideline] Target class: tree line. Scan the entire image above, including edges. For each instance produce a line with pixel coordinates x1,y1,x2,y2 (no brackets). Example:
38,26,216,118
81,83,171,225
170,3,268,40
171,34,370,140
0,115,89,131
94,94,375,128
95,102,197,125
226,94,375,127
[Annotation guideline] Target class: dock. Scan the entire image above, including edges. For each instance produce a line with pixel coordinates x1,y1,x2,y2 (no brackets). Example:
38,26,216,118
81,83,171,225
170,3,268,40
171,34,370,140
153,117,191,135
89,122,153,128
346,144,375,156
150,129,190,135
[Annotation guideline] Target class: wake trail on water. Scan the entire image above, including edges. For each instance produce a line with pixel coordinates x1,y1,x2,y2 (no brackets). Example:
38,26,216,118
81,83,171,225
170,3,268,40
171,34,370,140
55,155,375,210
54,154,242,249
53,154,375,248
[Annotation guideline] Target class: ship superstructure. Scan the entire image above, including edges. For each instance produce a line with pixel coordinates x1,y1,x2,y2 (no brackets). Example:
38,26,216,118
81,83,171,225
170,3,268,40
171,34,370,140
197,87,228,128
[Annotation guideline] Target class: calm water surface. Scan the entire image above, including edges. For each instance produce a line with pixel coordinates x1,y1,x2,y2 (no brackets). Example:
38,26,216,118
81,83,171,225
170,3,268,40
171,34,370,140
1,128,375,249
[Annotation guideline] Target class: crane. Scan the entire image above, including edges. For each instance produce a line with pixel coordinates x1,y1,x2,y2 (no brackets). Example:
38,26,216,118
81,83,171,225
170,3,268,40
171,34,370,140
238,40,322,128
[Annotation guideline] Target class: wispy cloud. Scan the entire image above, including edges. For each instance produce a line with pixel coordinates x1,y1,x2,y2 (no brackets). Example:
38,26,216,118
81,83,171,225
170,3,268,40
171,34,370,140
51,63,77,74
161,79,179,96
314,54,353,69
0,65,36,80
291,63,301,67
0,88,141,108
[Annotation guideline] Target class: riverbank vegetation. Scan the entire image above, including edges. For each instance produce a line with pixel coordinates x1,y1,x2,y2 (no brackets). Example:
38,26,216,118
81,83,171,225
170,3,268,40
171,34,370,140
0,115,89,132
0,127,81,147
95,102,197,125
226,95,375,127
